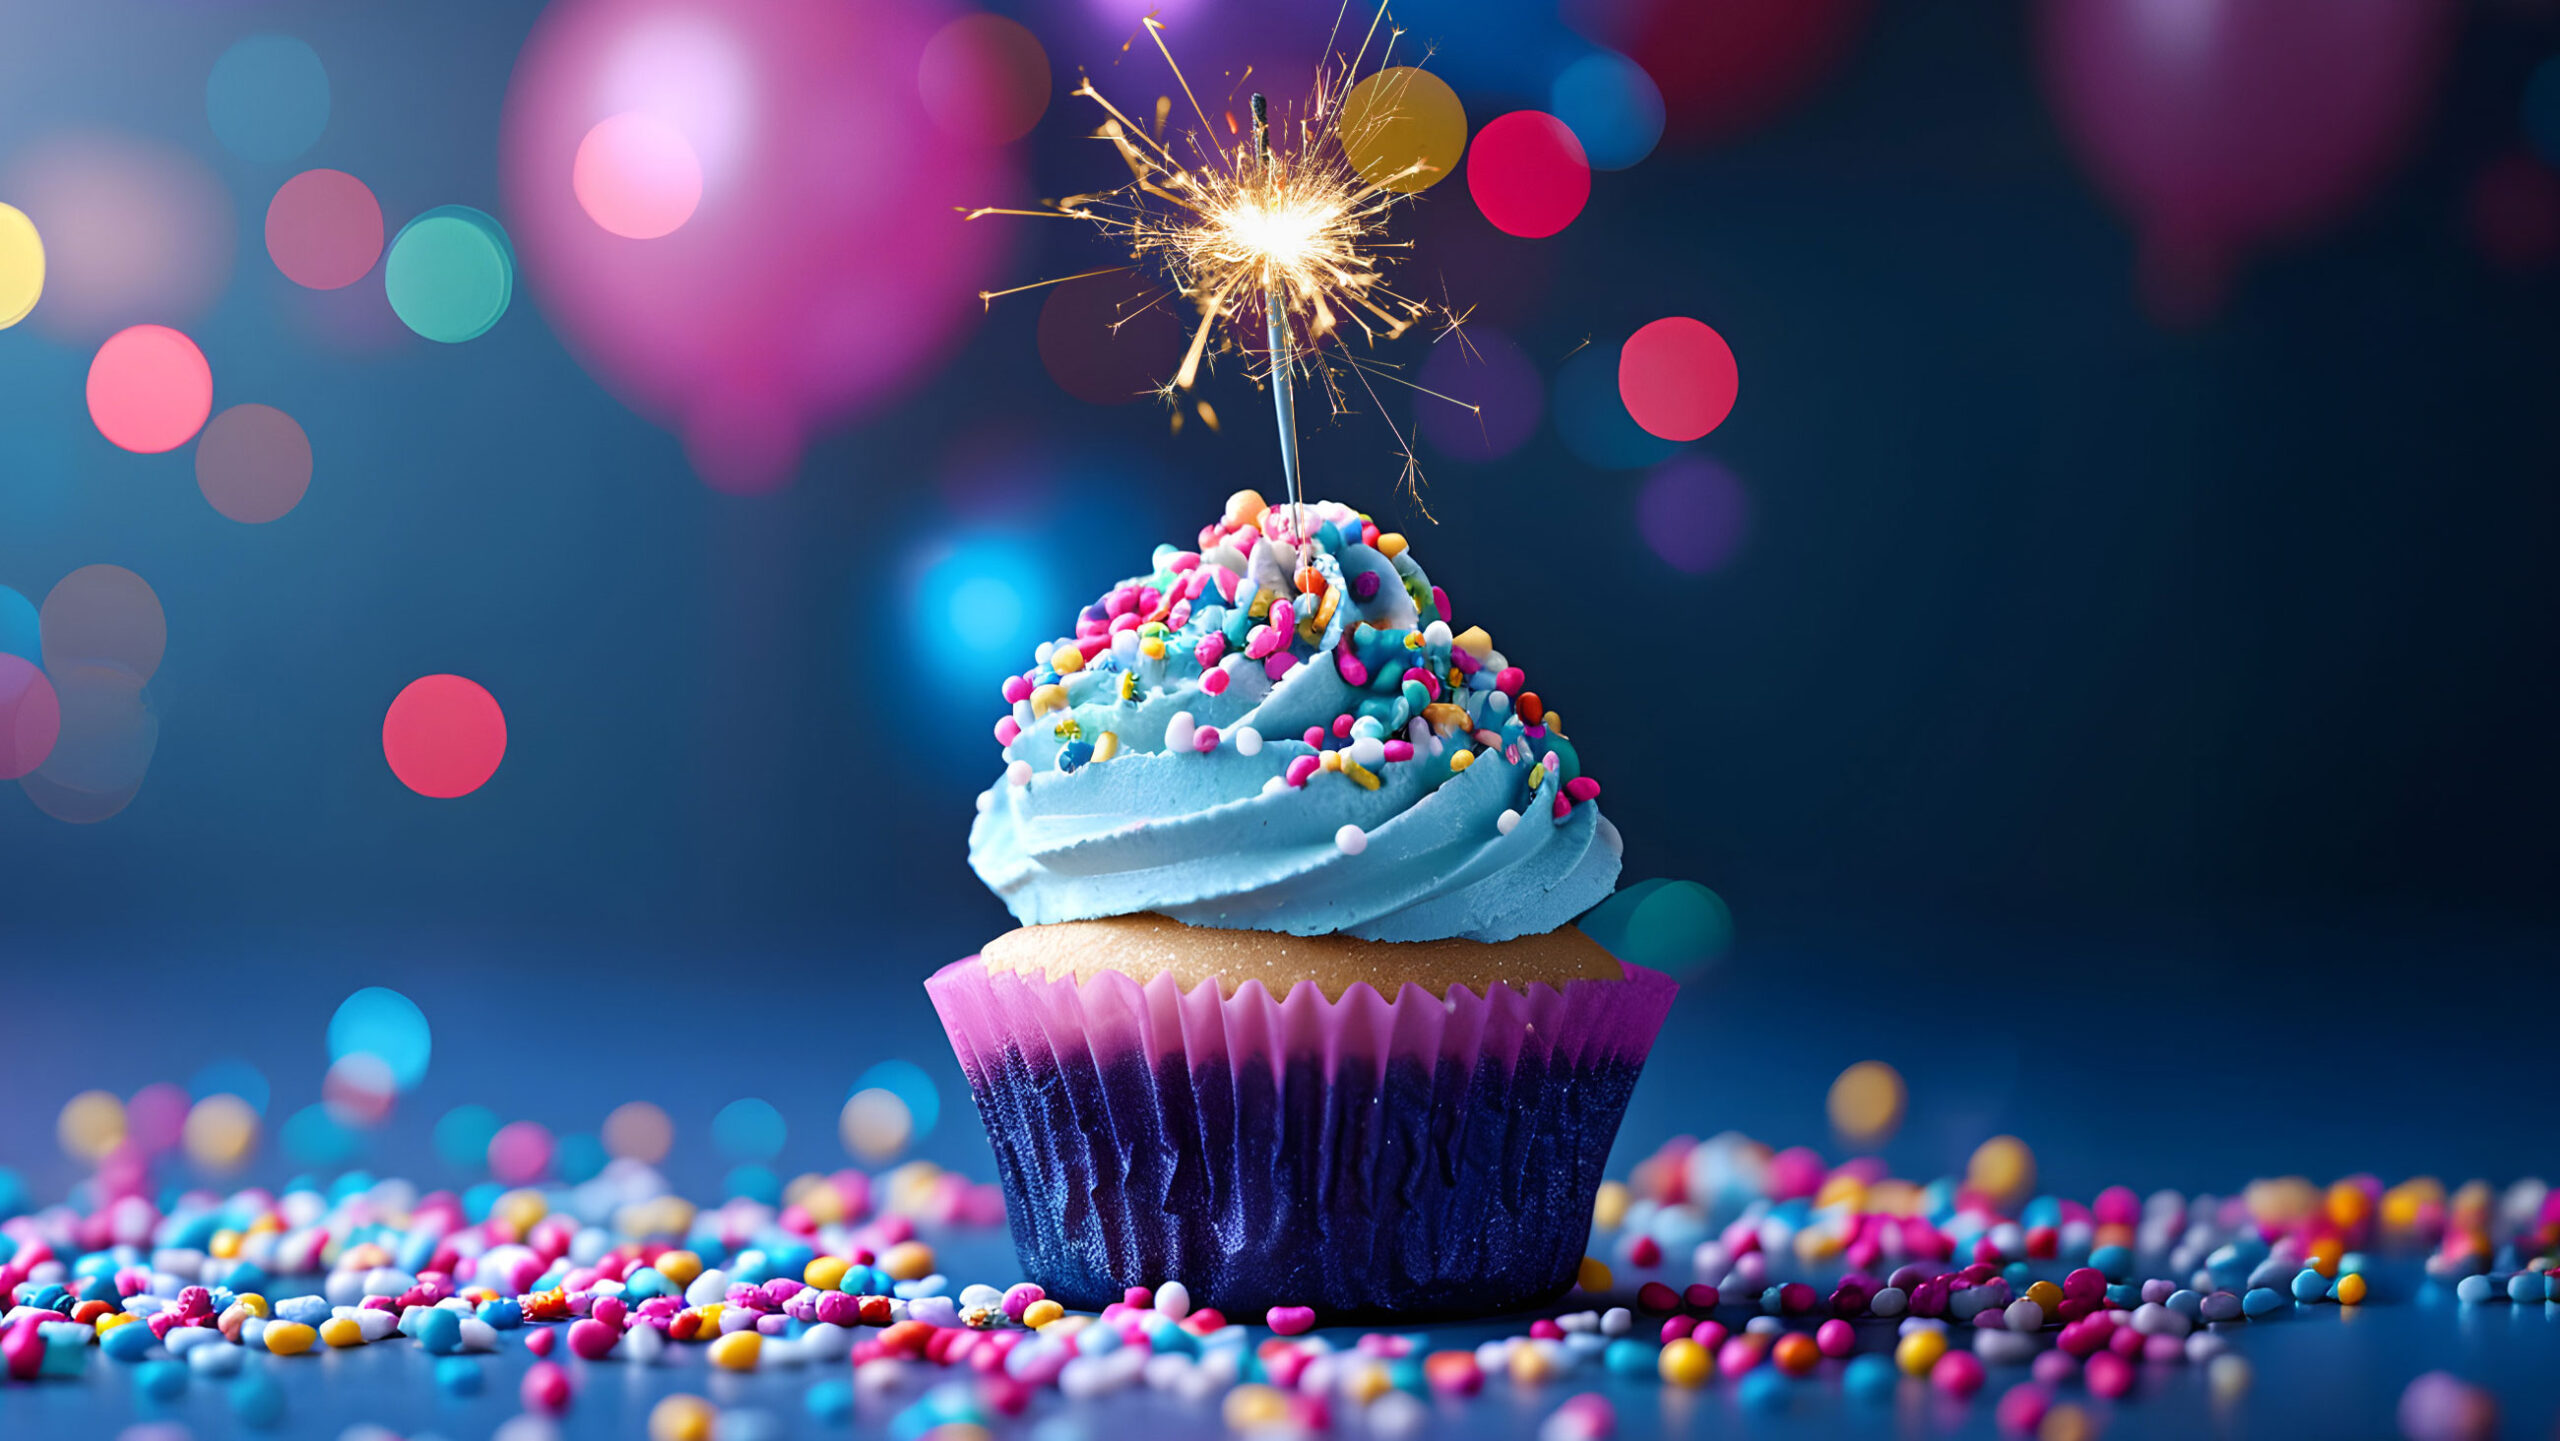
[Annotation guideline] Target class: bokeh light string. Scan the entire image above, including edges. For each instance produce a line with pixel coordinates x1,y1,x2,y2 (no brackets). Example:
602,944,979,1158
969,8,1469,510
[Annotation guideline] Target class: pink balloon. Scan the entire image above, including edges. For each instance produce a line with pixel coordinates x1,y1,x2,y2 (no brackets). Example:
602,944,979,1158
500,0,1018,491
2037,0,2456,321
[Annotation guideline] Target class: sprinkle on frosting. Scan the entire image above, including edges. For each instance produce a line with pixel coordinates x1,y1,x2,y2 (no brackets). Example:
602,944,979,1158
969,493,1621,942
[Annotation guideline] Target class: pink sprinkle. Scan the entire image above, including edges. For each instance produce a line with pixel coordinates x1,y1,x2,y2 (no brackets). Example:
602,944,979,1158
1109,612,1141,634
1303,727,1325,748
1565,776,1601,803
1400,665,1441,700
568,1319,618,1359
1077,635,1110,660
1123,1287,1152,1308
1996,1383,2054,1436
1285,756,1320,788
1264,652,1296,682
1266,1305,1317,1337
1628,1235,1662,1267
1245,625,1281,660
1336,652,1369,687
1201,667,1231,697
1106,589,1136,619
1452,647,1481,675
1333,714,1356,739
994,717,1021,746
1431,586,1450,622
1933,1351,1986,1397
1495,667,1525,695
1816,1318,1855,1357
1382,740,1414,763
1529,1318,1565,1340
1553,795,1571,820
1001,675,1033,704
1659,1316,1696,1343
2085,1350,2134,1399
1269,600,1297,633
1170,552,1201,572
1195,634,1226,666
1193,726,1221,753
523,1327,556,1356
521,1360,571,1412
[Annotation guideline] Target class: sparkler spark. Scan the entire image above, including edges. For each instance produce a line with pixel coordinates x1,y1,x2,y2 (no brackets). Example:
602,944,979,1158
968,7,1458,515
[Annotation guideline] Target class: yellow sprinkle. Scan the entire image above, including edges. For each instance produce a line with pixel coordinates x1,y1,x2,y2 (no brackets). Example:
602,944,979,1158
1340,757,1381,790
2026,1281,2063,1313
320,1316,365,1348
211,1229,242,1260
1527,764,1547,791
1340,1359,1393,1405
1320,750,1343,772
2335,1272,2367,1305
1448,749,1474,772
1422,702,1470,734
1403,630,1425,650
804,1257,850,1292
1022,1299,1064,1329
698,1303,723,1329
1658,1337,1712,1387
1508,1341,1559,1386
1895,1328,1946,1376
881,1240,936,1281
654,1250,703,1287
1376,533,1408,558
2040,1402,2095,1441
1592,1179,1629,1231
263,1322,317,1356
1577,1256,1613,1293
1029,684,1068,718
1452,626,1493,659
235,1294,270,1318
1816,1173,1867,1210
1224,1384,1291,1428
1094,732,1120,763
1052,646,1084,674
95,1312,138,1334
247,1214,283,1236
1139,637,1165,659
1794,1227,1844,1262
649,1394,717,1441
496,1189,547,1234
1543,711,1564,736
707,1330,761,1371
1248,591,1273,620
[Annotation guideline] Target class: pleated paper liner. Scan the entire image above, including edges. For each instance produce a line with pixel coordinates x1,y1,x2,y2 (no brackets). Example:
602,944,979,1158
926,952,1676,1319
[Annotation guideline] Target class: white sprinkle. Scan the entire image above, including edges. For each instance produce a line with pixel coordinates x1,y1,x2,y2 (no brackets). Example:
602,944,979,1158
1112,629,1140,661
1261,776,1287,796
1007,760,1034,787
1153,1281,1191,1320
1423,619,1452,649
975,790,995,814
1012,699,1033,727
1334,824,1367,856
1165,712,1196,753
1497,808,1520,835
1348,736,1385,769
1485,690,1511,715
1232,725,1263,757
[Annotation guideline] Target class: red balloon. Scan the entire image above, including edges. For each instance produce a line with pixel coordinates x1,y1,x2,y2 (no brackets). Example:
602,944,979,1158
2038,0,2457,322
1577,0,1871,142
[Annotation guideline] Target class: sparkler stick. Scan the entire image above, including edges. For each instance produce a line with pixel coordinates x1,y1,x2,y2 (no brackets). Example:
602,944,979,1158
1251,93,1308,553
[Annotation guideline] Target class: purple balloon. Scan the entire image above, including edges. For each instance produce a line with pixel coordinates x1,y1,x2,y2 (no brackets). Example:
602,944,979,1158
2037,0,2456,321
1638,457,1749,574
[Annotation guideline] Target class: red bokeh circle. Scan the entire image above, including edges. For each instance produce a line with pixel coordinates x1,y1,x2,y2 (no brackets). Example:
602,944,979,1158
1465,112,1591,239
87,325,213,453
383,674,507,798
266,170,385,290
1619,317,1739,442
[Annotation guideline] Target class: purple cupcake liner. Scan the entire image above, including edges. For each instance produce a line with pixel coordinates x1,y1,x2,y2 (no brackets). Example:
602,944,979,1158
925,952,1676,1319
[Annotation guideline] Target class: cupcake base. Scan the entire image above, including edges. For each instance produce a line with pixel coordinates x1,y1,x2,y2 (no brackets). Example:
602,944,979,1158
926,948,1675,1319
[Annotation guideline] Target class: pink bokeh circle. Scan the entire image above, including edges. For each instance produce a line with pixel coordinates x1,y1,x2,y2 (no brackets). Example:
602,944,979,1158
0,655,60,780
500,0,1018,491
574,112,703,239
266,170,385,290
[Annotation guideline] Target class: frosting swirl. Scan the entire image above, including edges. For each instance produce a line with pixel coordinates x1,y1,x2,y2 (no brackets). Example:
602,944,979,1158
968,494,1619,942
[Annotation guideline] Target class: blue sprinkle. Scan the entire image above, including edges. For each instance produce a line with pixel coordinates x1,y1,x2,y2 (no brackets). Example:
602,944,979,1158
477,1298,523,1329
2455,1274,2496,1305
230,1373,286,1430
2291,1269,2330,1303
2510,1272,2548,1304
436,1357,484,1395
807,1378,855,1425
417,1308,464,1355
2088,1244,2133,1282
138,1358,188,1402
1844,1353,1899,1403
1603,1338,1655,1376
2241,1287,2284,1318
1738,1367,1791,1411
2168,1289,2204,1319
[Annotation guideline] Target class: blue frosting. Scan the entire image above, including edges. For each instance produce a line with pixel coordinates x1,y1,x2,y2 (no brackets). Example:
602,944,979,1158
969,498,1620,943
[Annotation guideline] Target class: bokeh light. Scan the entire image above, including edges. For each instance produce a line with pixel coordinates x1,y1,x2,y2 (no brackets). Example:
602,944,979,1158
434,1104,501,1171
573,114,703,240
126,1082,191,1155
712,1097,786,1161
555,1132,608,1184
2532,55,2560,167
4,132,234,342
853,1059,941,1138
207,35,331,164
1338,66,1467,193
917,14,1051,146
0,655,61,780
382,674,507,798
189,1058,271,1116
321,1053,398,1128
22,661,156,824
182,1094,260,1172
1415,327,1543,462
1037,274,1183,405
0,202,40,328
1549,52,1665,171
489,1121,554,1184
1638,456,1751,574
1620,317,1738,442
910,535,1049,694
42,564,165,682
266,169,385,290
87,325,214,454
281,1103,362,1169
1466,111,1590,239
2468,150,2560,273
502,0,1016,490
384,205,515,343
839,1089,912,1162
0,585,38,662
327,986,432,1090
58,1089,127,1161
1968,1134,2036,1205
1578,0,1870,142
1553,339,1677,469
1827,1060,1907,1144
603,1100,674,1163
1577,877,1733,979
195,403,313,524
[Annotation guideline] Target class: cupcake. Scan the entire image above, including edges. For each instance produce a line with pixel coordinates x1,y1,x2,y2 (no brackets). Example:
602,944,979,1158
927,492,1676,1319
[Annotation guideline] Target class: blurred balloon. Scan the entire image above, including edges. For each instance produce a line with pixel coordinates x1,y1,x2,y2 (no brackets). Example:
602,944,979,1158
3,132,235,343
2037,0,2457,324
574,114,703,239
500,0,1017,493
1566,0,1870,142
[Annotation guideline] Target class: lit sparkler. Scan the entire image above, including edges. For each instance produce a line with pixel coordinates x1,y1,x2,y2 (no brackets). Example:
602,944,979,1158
970,7,1466,526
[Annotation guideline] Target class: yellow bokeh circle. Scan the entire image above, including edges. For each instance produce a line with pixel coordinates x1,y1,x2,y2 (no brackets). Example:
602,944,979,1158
59,1089,127,1160
0,202,42,329
1967,1134,2037,1205
1337,67,1466,194
840,1087,914,1162
184,1093,261,1171
1825,1059,1906,1143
